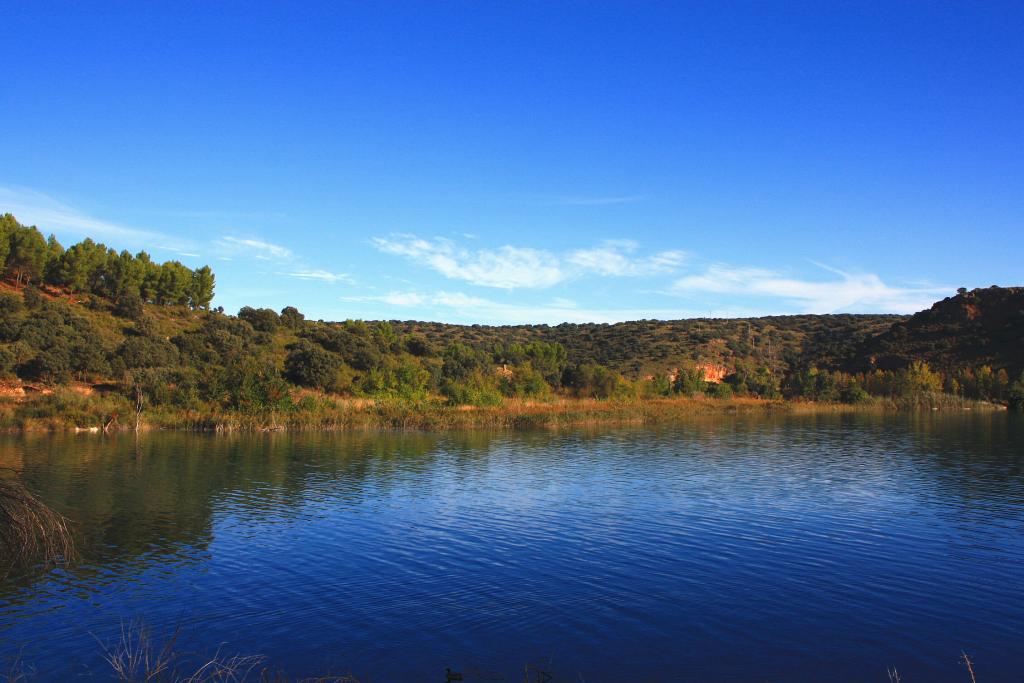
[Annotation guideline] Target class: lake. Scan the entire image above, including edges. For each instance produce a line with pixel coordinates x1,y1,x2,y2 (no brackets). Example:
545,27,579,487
1,413,1022,682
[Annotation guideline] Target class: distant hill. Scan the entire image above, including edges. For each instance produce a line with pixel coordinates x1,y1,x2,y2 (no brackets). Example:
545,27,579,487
3,206,1023,416
390,314,906,379
848,286,1024,375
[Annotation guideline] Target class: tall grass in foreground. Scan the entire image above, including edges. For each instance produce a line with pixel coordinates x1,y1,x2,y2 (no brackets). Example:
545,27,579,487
0,476,75,578
0,619,993,682
95,620,359,682
0,388,1006,433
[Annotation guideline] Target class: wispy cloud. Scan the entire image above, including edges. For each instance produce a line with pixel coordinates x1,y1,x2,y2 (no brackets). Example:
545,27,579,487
379,291,428,306
2,185,361,293
0,185,195,254
371,235,565,289
341,290,753,325
218,235,360,286
671,263,948,313
568,239,687,277
284,269,354,284
216,236,293,261
371,234,687,289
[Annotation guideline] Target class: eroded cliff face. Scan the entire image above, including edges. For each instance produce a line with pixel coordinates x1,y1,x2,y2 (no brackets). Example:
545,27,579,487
657,363,730,385
696,363,729,383
850,286,1024,374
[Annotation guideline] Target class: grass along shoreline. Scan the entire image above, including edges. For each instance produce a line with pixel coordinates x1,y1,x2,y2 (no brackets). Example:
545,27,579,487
0,388,1006,433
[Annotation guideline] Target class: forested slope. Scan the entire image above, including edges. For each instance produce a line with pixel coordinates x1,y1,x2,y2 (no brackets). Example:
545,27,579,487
849,286,1024,376
390,314,905,379
1,211,1022,425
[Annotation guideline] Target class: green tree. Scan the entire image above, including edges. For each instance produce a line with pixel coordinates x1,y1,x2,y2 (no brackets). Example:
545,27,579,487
136,251,161,302
156,261,193,305
189,265,215,310
43,234,64,283
102,250,144,300
55,238,107,292
0,213,16,268
7,225,48,285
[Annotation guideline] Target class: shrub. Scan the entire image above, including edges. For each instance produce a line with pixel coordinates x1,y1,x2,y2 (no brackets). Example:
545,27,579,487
442,342,487,381
706,382,733,399
22,286,45,310
499,362,550,398
20,345,73,381
403,333,435,357
563,363,620,399
1009,372,1024,410
0,344,20,377
284,341,342,391
840,384,871,404
673,366,707,397
238,306,280,333
279,305,305,330
116,335,180,369
0,292,22,317
443,381,503,407
114,292,145,320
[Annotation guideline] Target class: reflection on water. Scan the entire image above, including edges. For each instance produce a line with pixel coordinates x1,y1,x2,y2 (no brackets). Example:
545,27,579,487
1,413,1023,682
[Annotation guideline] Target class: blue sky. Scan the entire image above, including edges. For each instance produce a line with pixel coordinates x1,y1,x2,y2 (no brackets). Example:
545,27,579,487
2,2,1021,324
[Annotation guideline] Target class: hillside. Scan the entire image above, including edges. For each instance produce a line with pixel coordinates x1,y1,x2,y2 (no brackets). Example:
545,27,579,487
850,286,1024,375
1,211,1022,428
389,314,906,380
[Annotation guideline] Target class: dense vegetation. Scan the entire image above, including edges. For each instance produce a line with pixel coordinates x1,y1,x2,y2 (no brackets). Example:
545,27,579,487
849,285,1024,376
390,314,905,379
0,213,214,311
0,213,1021,430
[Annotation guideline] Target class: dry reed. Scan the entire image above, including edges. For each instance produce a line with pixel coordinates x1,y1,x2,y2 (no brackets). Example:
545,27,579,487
0,475,75,577
96,620,360,683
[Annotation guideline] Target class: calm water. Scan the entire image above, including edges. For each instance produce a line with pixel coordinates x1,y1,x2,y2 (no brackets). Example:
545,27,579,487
1,413,1023,682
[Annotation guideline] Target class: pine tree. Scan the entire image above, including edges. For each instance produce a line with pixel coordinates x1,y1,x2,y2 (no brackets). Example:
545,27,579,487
189,265,215,310
0,213,19,271
7,225,48,285
156,261,192,305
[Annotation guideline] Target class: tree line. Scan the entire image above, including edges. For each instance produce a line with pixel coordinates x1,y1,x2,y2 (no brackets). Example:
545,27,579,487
1,286,1022,419
1,213,1022,419
0,213,214,310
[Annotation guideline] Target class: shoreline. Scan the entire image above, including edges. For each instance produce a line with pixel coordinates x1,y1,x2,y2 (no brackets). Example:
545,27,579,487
0,394,1007,434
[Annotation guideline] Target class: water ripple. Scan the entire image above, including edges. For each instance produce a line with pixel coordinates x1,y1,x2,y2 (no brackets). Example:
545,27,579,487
1,414,1023,681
